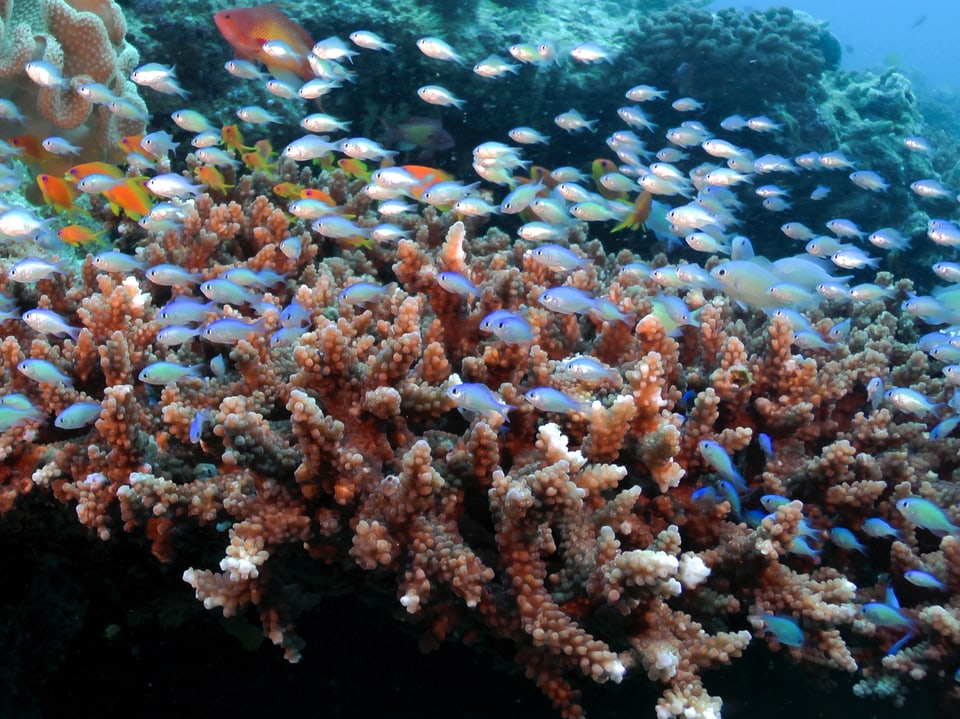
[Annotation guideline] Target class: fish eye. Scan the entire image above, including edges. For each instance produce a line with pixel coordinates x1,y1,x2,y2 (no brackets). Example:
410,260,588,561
716,268,726,276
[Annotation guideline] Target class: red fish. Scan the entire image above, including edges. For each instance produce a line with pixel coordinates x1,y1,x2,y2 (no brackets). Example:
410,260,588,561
213,4,314,83
397,164,453,200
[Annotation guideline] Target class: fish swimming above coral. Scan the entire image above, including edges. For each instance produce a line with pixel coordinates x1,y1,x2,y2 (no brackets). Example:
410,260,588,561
1,2,960,719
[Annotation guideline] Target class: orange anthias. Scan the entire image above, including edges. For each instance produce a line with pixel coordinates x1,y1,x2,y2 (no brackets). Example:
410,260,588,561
36,174,77,212
103,178,153,220
213,4,314,82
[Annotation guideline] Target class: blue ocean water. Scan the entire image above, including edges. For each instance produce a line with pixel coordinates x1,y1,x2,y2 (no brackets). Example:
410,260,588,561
711,0,959,90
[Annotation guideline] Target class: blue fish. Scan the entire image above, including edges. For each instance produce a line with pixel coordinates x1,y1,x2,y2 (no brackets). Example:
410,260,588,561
190,408,210,444
757,614,804,647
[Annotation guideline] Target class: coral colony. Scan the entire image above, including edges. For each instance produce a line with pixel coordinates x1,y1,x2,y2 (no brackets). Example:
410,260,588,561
1,1,960,718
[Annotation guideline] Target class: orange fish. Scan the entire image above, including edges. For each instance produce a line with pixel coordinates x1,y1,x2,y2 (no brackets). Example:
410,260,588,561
119,134,147,156
195,165,234,193
57,224,106,246
9,134,49,163
241,138,276,174
300,187,335,205
103,178,152,220
398,164,453,200
337,158,369,180
529,165,560,190
213,4,314,83
66,161,125,183
591,158,624,199
612,190,653,233
272,182,304,200
221,124,252,153
36,174,77,211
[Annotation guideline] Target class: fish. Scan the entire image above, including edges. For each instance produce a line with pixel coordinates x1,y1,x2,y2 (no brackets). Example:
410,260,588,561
417,84,465,109
382,117,454,157
538,286,597,315
103,179,154,219
66,161,124,183
895,497,959,536
41,136,81,156
9,134,48,162
611,190,653,233
445,382,512,419
17,358,72,385
570,41,614,64
213,4,314,83
828,527,867,555
524,387,591,414
36,174,77,212
338,281,391,306
473,54,520,78
145,173,205,198
138,361,205,385
7,257,67,282
554,109,597,133
349,30,395,52
884,388,941,417
301,113,351,134
201,317,267,344
93,251,145,273
56,224,106,246
756,615,803,647
195,165,234,193
416,36,466,65
54,402,102,430
24,60,67,88
698,440,747,493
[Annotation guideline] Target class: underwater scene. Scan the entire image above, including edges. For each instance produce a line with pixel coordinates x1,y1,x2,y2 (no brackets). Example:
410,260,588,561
2,0,960,717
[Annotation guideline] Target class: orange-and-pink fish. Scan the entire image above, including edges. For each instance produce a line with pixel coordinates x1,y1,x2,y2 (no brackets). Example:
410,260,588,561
213,4,314,83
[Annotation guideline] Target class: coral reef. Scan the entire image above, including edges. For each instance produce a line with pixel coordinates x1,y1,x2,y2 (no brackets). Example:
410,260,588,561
1,161,959,716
